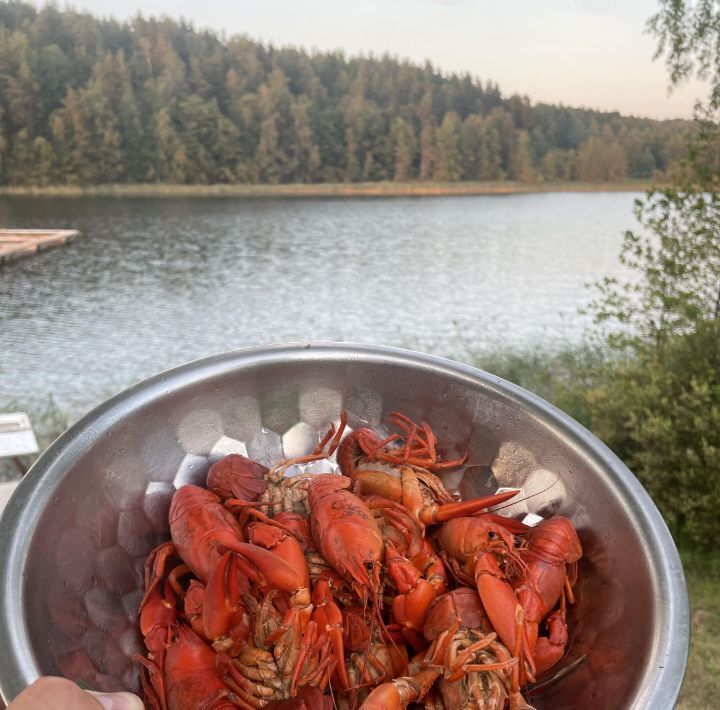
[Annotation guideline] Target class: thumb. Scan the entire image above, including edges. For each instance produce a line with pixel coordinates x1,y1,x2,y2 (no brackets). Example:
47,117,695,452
87,690,145,710
7,677,144,710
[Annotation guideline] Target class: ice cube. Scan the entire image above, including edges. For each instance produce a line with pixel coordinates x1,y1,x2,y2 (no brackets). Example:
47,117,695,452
490,486,529,518
522,513,544,527
491,441,538,487
523,468,566,516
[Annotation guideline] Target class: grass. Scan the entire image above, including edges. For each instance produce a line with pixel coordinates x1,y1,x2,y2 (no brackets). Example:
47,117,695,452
677,552,720,709
0,179,658,198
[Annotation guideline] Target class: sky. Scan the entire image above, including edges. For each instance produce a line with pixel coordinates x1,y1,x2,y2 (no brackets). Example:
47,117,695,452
67,0,705,120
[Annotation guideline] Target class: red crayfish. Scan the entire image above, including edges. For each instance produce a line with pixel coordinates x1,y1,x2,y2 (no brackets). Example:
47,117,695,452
134,410,583,709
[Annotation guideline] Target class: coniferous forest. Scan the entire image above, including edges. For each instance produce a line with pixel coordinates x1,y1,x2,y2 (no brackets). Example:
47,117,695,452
0,2,692,186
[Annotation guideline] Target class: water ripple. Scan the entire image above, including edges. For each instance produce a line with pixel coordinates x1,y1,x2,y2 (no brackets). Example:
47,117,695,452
0,193,636,416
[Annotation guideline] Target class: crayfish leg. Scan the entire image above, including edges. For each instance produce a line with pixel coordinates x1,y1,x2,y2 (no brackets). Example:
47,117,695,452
134,654,167,710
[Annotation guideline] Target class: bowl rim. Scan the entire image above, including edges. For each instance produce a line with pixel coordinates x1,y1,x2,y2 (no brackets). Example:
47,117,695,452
0,342,689,706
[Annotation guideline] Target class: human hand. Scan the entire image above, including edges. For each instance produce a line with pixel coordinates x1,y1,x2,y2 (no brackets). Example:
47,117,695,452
6,677,143,710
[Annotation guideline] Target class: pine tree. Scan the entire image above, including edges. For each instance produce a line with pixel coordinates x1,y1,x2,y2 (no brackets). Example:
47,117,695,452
343,95,364,182
289,98,320,182
509,129,535,181
154,107,187,183
389,116,416,181
0,2,691,186
459,115,484,180
417,89,435,180
433,111,461,181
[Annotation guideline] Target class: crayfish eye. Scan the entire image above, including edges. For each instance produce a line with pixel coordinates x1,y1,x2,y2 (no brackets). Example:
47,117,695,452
488,530,497,540
514,537,522,548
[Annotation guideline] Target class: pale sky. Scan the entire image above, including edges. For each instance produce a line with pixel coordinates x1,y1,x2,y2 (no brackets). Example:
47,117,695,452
64,0,705,120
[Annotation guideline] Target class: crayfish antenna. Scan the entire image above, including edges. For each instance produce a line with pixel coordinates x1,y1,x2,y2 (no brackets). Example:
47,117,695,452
513,606,524,692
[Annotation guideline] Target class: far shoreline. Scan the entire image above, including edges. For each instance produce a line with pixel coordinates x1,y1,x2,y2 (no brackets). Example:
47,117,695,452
0,180,660,199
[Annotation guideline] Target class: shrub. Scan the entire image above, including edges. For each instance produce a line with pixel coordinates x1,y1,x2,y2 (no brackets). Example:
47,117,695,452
587,323,720,544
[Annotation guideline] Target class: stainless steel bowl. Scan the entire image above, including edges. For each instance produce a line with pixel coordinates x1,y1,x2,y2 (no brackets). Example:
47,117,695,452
0,344,688,708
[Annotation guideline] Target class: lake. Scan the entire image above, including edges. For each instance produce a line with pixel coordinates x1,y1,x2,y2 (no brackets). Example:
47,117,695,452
0,192,637,416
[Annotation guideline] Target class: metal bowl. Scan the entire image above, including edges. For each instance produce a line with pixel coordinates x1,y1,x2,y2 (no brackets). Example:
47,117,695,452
0,344,688,708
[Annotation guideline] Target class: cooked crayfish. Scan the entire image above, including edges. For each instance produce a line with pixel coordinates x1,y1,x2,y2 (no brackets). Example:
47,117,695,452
423,588,530,710
210,414,348,518
437,514,582,683
135,409,584,710
338,412,521,527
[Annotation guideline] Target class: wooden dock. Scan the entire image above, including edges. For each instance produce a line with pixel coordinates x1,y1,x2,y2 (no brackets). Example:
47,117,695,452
0,229,79,265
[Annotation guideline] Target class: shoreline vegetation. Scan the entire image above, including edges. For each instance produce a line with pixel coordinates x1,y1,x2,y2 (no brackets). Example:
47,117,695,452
0,180,659,198
0,3,688,189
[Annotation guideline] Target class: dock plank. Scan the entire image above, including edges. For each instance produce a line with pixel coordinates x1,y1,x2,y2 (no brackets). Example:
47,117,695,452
0,229,79,264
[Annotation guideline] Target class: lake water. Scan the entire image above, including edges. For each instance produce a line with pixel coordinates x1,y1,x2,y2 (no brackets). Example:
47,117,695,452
0,192,637,416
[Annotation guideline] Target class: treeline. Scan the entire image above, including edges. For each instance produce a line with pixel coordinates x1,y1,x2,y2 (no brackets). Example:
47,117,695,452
0,2,691,186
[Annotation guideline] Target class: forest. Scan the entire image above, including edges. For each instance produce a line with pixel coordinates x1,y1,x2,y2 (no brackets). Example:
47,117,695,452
0,2,692,186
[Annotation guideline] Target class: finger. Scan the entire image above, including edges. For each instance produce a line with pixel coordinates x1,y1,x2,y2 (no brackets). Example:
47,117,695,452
7,677,143,710
9,677,102,709
87,690,144,710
